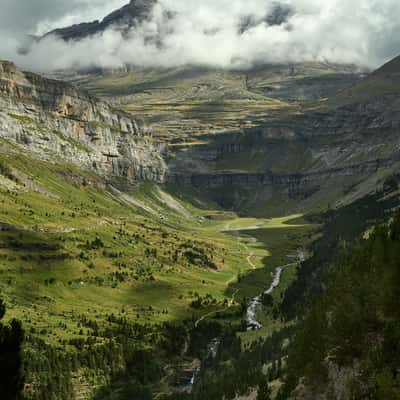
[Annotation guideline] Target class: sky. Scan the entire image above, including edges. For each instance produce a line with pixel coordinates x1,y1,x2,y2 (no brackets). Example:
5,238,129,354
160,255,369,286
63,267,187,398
1,0,400,72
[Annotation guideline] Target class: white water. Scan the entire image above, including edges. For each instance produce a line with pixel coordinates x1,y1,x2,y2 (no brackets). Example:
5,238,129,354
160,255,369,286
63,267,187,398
246,252,305,331
179,338,220,392
181,222,306,392
184,256,302,391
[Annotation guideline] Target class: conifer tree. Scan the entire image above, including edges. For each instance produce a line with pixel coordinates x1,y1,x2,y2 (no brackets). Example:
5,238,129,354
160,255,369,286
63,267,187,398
0,299,25,400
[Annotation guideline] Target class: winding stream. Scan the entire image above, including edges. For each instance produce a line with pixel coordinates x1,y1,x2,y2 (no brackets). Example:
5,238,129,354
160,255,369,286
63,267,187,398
246,259,299,330
180,260,298,392
178,225,305,392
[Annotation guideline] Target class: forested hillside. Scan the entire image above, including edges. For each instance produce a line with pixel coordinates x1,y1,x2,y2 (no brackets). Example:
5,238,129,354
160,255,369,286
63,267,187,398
280,214,400,398
0,300,24,400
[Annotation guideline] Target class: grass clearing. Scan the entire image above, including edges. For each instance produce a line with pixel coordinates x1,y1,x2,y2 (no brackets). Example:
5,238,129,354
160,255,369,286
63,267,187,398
0,149,270,348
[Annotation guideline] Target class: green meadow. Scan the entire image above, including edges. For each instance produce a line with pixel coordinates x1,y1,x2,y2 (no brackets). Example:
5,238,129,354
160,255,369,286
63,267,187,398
0,144,315,350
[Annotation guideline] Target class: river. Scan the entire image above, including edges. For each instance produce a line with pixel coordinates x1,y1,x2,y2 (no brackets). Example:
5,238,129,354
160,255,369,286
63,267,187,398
177,225,305,392
246,251,305,330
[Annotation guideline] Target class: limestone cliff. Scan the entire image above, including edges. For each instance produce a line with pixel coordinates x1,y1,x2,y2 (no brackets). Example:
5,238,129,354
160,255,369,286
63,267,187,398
167,84,400,215
0,61,167,182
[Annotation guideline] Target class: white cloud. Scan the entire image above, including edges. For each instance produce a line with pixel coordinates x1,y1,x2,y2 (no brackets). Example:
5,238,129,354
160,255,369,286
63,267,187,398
1,0,400,72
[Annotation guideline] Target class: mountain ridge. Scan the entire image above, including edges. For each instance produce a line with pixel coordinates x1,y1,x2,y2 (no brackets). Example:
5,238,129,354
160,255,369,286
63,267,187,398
44,0,294,46
45,0,157,41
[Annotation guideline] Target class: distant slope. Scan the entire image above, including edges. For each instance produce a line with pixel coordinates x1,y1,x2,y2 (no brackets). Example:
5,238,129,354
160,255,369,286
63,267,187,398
0,141,252,399
331,54,400,105
374,54,400,75
75,63,361,143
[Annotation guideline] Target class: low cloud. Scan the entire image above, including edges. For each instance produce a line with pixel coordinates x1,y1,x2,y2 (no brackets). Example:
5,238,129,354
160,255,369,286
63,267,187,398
2,0,400,72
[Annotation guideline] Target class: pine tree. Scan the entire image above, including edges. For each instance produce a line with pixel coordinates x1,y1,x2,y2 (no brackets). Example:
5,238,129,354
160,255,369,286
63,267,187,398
257,380,271,400
0,299,25,400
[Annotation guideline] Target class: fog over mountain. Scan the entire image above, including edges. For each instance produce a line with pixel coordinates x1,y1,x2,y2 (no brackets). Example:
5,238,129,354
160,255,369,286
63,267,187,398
1,0,400,71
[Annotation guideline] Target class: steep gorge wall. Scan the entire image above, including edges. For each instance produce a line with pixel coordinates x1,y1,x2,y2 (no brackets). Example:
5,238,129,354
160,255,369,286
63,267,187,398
167,96,400,214
0,61,167,182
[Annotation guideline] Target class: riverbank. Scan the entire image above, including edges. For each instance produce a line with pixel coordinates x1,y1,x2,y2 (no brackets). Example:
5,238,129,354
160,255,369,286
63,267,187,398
173,216,315,395
246,257,302,331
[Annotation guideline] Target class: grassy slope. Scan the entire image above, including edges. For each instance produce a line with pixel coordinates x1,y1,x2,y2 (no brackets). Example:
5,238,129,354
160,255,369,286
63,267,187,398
0,141,315,354
0,147,240,346
80,68,293,143
325,55,400,108
2,62,344,396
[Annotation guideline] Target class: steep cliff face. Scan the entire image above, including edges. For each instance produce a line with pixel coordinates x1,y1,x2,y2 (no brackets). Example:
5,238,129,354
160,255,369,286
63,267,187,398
167,83,400,215
0,61,167,182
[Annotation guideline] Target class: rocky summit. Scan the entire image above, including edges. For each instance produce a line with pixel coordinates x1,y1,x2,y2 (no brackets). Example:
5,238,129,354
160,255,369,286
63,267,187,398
45,0,158,41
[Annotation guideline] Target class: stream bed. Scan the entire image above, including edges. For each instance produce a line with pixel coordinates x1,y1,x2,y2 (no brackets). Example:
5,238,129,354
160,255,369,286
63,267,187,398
176,225,305,392
246,254,304,330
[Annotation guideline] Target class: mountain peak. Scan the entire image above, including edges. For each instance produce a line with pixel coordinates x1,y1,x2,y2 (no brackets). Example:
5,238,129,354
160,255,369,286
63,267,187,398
46,0,157,41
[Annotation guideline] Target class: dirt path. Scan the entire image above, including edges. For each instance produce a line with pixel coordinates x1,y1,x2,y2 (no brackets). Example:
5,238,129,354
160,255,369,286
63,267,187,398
224,220,259,270
194,221,262,327
240,240,257,269
194,289,239,328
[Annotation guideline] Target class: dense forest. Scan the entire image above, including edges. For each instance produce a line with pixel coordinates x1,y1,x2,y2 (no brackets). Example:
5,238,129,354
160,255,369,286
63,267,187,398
0,299,24,400
165,190,400,400
160,325,292,400
23,319,193,400
281,177,400,320
279,213,400,398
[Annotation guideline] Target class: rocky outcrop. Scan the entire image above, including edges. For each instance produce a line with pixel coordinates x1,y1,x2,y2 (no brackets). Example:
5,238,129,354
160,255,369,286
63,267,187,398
0,60,167,182
45,0,157,41
169,158,390,187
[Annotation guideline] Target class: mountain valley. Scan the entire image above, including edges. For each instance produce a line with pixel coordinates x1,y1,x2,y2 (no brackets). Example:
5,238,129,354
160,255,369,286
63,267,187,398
2,1,400,399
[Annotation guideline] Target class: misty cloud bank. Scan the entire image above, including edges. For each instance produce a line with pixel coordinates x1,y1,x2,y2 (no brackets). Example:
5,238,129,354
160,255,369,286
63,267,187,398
2,0,400,72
